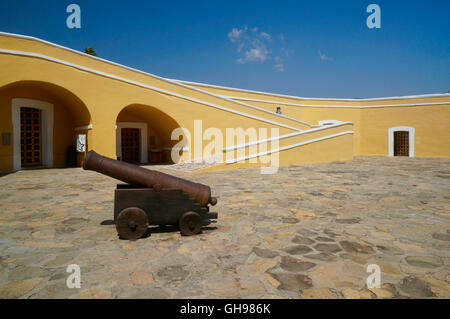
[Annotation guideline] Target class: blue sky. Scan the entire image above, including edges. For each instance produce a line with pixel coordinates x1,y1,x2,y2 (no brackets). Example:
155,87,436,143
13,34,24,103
0,0,449,98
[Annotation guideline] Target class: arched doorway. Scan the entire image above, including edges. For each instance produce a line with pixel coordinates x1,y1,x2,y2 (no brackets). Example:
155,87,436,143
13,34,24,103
0,81,91,171
116,104,183,165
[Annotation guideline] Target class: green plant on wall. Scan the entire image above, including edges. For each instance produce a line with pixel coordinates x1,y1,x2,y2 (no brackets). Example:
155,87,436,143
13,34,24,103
84,47,97,56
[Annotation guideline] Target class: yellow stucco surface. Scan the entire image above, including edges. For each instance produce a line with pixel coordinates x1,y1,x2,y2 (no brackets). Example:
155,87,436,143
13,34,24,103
186,82,450,158
0,33,449,172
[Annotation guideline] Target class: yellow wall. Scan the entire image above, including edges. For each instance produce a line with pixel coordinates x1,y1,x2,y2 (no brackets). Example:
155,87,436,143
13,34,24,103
0,33,449,172
229,99,450,157
0,35,303,131
203,132,354,172
360,105,450,157
191,84,450,158
0,37,297,171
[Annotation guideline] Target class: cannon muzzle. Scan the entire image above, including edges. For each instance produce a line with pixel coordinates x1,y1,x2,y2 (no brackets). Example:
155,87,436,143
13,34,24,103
83,150,217,207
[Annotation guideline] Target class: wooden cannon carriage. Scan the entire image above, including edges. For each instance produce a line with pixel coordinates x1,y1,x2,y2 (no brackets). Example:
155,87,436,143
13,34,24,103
83,150,218,240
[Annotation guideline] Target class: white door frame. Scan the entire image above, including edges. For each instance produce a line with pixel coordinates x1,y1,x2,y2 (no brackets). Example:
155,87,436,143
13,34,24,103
12,98,54,171
116,122,148,163
388,126,415,157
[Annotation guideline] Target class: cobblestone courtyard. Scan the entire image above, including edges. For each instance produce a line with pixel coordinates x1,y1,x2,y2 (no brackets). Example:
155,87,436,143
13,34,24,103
0,157,449,299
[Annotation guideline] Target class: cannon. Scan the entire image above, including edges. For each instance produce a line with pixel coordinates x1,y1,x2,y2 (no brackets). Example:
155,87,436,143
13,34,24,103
83,150,218,240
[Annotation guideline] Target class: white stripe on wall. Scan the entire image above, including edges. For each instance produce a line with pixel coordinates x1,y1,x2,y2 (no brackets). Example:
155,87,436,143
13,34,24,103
0,32,310,128
226,131,354,164
222,121,353,152
223,96,450,109
172,79,450,102
0,48,301,132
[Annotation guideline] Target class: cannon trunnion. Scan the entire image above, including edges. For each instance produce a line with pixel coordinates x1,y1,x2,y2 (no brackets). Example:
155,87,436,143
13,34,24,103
82,150,218,240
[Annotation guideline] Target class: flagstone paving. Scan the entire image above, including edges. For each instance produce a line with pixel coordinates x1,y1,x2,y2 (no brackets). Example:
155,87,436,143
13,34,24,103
0,156,449,299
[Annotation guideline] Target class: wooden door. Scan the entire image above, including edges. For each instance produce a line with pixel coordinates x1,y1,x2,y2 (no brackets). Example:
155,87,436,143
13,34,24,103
20,107,42,166
394,131,409,156
121,128,140,163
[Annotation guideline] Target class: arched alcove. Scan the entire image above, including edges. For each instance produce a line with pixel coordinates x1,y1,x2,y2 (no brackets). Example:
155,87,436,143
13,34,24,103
0,80,91,170
116,104,185,164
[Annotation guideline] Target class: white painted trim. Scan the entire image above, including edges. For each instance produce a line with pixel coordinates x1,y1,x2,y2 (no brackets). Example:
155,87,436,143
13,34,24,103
116,122,148,163
173,79,450,102
12,98,53,170
222,121,353,152
226,131,354,164
0,32,309,129
177,82,312,128
388,126,415,157
74,124,92,131
318,120,343,126
1,32,448,105
0,48,301,132
224,96,450,109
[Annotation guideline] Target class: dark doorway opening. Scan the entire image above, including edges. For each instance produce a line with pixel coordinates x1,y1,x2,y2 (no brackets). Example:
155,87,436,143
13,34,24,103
394,131,409,156
121,128,140,163
20,107,42,166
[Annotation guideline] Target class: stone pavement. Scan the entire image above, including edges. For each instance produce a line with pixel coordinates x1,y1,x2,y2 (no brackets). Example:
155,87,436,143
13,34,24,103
0,156,449,299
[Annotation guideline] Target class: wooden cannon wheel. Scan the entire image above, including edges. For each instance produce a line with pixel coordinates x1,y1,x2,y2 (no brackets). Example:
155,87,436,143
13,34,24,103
179,211,202,236
116,207,149,240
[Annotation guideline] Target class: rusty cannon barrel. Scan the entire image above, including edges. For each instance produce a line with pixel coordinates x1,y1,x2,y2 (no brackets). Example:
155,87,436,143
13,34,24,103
83,150,217,207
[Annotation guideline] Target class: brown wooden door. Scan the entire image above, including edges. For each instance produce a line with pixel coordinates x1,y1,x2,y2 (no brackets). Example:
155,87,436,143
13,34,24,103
121,128,140,163
20,107,42,166
394,131,409,156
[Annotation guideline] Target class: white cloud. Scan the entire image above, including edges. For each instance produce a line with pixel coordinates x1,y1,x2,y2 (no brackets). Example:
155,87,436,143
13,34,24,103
260,32,271,41
274,56,284,72
228,26,292,71
244,39,269,62
274,63,284,72
227,28,243,42
318,50,332,61
245,48,268,62
228,27,271,64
